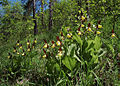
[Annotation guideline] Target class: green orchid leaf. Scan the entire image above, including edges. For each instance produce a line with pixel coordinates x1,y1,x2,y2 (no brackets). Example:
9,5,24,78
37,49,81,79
62,56,76,71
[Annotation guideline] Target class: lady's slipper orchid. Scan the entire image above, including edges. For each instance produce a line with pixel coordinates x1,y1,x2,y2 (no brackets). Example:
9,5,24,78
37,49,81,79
34,38,37,43
87,23,92,32
88,27,92,32
42,54,47,58
77,27,82,35
22,53,25,56
78,31,82,35
81,16,85,21
8,53,12,59
98,24,102,29
111,33,115,38
22,49,25,56
27,45,31,52
96,20,102,29
51,41,55,48
56,36,62,46
27,48,30,52
56,41,61,46
27,40,30,45
81,24,84,28
111,29,116,38
43,43,48,48
51,44,55,48
19,44,22,49
67,33,72,38
17,52,20,55
97,31,101,34
42,49,47,58
43,40,49,48
13,47,17,52
16,40,20,46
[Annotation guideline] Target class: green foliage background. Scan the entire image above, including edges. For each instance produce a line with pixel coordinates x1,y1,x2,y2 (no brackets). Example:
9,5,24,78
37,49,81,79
0,0,120,85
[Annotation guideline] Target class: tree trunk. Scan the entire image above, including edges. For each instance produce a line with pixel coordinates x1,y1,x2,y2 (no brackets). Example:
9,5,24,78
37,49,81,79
49,0,52,30
33,0,37,35
41,0,44,29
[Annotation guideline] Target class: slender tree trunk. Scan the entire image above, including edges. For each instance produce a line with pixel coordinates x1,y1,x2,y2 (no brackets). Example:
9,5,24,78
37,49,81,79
33,0,37,35
41,0,44,29
49,0,52,30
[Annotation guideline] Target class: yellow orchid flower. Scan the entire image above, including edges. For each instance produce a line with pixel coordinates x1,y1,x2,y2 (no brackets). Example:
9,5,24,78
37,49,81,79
88,27,92,32
111,33,115,38
16,43,19,46
16,40,20,46
98,24,102,29
22,53,25,56
27,42,30,45
17,52,20,55
81,24,84,28
27,48,30,52
81,16,85,21
56,41,61,46
51,44,55,48
97,31,101,34
20,45,22,49
8,53,12,59
67,33,72,38
43,43,48,48
78,31,82,36
13,49,17,53
34,40,37,43
42,54,46,58
8,56,10,59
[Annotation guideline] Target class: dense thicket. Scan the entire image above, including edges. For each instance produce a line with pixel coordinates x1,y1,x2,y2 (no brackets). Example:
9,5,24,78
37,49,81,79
0,0,120,42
